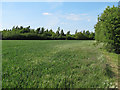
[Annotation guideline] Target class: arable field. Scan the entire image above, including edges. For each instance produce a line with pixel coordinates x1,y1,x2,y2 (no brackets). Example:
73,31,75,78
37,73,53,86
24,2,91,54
2,40,118,88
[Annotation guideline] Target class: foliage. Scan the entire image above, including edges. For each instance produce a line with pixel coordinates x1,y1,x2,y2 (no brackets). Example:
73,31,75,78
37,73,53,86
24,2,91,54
2,26,95,40
95,5,120,54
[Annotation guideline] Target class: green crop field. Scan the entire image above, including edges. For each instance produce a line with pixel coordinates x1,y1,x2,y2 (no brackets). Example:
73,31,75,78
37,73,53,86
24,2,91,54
2,40,118,88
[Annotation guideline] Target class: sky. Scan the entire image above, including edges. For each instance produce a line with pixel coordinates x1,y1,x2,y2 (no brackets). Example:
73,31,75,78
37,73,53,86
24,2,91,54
1,2,118,34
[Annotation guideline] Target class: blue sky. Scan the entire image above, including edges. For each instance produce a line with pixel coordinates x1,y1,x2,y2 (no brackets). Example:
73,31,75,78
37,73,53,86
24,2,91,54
2,2,118,33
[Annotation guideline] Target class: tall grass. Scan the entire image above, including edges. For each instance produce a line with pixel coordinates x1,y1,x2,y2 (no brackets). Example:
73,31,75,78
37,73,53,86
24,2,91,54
2,40,117,88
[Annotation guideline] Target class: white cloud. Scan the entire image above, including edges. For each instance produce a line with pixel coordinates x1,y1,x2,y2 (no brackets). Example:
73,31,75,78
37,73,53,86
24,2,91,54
63,13,88,21
88,19,91,22
79,14,88,15
64,14,81,21
42,12,52,15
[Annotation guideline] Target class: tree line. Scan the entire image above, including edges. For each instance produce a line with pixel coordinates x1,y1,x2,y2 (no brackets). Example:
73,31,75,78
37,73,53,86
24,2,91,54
1,26,95,40
94,5,120,54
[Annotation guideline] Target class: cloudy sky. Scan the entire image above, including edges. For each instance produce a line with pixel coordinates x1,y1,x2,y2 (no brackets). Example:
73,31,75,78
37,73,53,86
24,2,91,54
1,2,118,33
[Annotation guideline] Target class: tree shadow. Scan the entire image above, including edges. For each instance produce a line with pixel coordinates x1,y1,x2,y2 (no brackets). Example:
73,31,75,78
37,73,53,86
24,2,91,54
105,64,115,78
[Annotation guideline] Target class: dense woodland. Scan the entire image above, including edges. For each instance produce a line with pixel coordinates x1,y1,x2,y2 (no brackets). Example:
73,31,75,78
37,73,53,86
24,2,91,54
1,26,95,40
95,5,120,54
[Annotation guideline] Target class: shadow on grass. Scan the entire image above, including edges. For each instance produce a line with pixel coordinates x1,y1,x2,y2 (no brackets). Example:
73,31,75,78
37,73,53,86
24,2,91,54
105,64,115,78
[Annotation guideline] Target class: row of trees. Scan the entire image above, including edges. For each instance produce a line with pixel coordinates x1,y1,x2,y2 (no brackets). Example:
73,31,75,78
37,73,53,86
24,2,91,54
94,5,120,54
1,26,95,40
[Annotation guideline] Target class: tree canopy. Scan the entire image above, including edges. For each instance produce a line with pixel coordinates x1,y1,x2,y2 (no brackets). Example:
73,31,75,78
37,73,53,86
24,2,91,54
2,26,95,40
95,5,120,54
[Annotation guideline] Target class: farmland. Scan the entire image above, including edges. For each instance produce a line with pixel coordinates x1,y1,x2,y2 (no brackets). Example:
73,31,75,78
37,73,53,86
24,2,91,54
2,40,118,88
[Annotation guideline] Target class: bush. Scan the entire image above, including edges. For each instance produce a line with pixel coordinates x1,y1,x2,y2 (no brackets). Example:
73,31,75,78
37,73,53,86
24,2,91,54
95,6,120,54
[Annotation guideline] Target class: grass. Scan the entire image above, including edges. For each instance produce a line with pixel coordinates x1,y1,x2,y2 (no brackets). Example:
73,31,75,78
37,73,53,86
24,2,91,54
2,40,118,88
100,49,119,87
